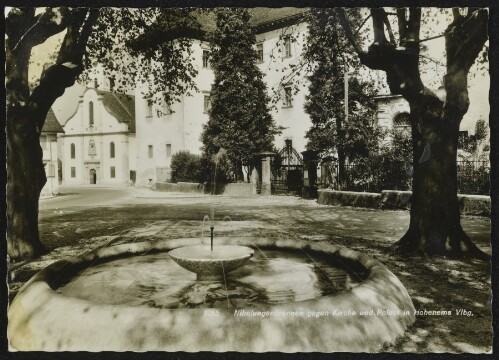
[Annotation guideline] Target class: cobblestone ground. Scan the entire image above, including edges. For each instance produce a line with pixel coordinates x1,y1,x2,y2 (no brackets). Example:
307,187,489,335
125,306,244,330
9,190,493,353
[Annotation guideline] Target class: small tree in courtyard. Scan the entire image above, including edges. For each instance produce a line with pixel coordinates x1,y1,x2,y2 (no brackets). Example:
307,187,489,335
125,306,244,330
201,8,280,181
304,8,381,175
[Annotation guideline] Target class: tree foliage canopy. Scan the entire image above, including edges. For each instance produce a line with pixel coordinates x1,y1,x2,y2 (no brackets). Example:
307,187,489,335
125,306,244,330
85,8,200,104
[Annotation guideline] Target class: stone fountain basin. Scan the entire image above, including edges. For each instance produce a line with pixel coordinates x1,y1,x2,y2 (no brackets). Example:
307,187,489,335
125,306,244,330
8,237,416,352
168,245,254,280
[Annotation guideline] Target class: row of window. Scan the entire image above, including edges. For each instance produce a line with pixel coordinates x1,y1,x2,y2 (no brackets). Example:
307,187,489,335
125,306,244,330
86,38,294,125
70,167,116,178
147,144,172,159
146,94,212,116
145,79,292,117
146,94,173,118
201,36,292,68
70,142,115,159
70,142,174,161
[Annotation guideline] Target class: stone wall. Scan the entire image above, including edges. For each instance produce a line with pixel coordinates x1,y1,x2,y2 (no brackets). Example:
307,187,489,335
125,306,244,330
317,190,381,208
153,182,255,197
153,182,204,193
317,189,490,216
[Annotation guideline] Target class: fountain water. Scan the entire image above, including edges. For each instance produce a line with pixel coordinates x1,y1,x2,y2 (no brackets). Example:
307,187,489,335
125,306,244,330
168,148,254,280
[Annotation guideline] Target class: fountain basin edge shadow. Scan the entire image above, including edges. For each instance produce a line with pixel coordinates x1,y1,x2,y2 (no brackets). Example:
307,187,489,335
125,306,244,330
8,237,416,352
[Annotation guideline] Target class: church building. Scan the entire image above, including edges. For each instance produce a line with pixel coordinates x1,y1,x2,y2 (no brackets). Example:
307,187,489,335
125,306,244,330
60,87,136,186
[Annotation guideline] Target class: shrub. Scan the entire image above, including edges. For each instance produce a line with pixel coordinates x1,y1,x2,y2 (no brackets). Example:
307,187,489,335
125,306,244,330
170,151,203,183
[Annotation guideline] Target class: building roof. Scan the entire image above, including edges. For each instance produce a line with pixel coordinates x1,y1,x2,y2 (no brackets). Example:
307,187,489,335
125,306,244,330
42,108,65,134
249,7,310,33
192,7,309,36
96,89,136,133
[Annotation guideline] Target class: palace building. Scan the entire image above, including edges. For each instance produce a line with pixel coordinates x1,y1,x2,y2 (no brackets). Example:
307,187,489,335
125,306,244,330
48,8,485,188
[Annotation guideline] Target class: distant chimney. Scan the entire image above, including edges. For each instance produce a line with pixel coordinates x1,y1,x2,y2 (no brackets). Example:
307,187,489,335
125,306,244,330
109,77,115,92
93,78,99,89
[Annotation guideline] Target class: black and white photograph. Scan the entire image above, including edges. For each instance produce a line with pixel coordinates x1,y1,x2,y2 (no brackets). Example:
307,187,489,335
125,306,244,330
4,3,496,353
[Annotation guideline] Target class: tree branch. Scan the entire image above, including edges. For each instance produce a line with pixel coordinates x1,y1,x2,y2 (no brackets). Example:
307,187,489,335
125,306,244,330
32,9,101,130
406,8,421,44
12,8,73,53
397,8,407,42
5,8,36,47
383,13,396,43
129,26,207,51
336,8,366,58
444,8,488,119
452,8,463,22
75,9,100,56
57,9,87,63
371,8,388,44
447,9,488,73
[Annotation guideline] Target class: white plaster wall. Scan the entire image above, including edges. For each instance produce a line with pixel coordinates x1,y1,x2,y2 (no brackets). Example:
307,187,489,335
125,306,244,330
375,90,485,135
256,21,311,153
184,40,213,154
40,134,60,196
375,96,411,130
128,134,137,182
135,40,213,186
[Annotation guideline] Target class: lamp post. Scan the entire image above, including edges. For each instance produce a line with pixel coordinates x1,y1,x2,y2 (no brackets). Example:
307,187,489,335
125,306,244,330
344,68,358,123
340,67,357,189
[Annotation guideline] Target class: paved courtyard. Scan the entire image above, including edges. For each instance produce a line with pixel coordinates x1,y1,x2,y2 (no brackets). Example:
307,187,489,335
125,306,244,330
9,186,493,352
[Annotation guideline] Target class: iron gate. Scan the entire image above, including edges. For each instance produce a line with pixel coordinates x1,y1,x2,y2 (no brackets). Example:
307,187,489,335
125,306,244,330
271,140,303,195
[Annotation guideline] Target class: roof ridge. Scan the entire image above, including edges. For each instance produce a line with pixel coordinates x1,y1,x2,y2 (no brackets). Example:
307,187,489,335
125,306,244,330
110,92,133,118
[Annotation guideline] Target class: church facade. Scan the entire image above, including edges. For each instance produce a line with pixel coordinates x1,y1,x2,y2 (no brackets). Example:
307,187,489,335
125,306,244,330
60,87,136,186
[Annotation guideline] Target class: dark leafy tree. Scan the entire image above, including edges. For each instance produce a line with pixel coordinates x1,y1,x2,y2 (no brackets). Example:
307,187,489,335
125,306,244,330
86,8,200,103
170,151,203,183
201,8,280,181
304,9,381,176
6,7,200,260
338,7,489,259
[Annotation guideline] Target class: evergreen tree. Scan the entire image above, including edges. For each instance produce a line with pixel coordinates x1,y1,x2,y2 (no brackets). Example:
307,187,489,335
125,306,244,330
201,8,280,181
303,9,380,179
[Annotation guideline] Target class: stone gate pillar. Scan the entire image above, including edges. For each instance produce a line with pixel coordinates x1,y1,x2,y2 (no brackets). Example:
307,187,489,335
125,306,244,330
257,152,275,196
301,150,319,199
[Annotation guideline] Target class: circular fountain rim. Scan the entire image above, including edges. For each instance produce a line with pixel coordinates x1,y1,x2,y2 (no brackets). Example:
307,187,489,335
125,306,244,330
8,237,416,352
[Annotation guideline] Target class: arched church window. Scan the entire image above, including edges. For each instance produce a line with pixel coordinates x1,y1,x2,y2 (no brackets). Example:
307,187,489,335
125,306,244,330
89,101,94,126
110,142,115,158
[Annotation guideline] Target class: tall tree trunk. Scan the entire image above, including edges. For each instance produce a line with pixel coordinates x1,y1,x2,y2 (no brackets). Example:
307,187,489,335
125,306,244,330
7,107,47,260
6,8,99,261
395,106,488,259
337,7,488,260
